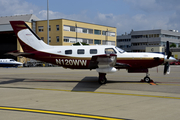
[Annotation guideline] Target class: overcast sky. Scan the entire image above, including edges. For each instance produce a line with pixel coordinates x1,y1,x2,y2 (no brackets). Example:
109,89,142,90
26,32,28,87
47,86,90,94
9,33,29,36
0,0,180,35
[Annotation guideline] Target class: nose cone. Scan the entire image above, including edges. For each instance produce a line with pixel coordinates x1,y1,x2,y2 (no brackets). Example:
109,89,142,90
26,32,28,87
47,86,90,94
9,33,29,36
164,56,177,63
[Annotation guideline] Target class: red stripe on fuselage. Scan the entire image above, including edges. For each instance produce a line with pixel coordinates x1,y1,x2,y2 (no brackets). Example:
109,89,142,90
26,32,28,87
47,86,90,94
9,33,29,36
116,59,164,69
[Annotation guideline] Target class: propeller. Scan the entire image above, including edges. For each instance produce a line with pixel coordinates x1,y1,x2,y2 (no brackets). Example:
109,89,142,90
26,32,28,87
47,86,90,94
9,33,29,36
164,41,172,75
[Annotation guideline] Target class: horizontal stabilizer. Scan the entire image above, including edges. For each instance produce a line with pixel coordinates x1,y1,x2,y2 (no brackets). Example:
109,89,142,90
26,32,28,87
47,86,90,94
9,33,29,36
5,50,34,56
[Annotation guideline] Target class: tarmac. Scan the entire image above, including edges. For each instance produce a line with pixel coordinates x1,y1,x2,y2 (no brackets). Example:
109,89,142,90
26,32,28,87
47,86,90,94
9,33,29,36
0,66,180,120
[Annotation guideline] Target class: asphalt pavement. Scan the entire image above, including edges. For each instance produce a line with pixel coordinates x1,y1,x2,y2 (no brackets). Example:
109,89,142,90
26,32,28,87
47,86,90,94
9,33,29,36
0,66,180,120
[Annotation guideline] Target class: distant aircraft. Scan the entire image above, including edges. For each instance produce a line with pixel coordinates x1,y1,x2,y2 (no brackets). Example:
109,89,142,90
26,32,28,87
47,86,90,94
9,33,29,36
8,21,176,84
0,59,22,67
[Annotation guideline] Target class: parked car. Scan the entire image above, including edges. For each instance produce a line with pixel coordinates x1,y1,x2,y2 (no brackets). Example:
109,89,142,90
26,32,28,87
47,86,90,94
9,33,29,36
170,59,180,65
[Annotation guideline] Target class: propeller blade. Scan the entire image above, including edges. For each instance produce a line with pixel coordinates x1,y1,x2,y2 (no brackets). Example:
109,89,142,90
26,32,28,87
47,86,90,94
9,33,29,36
164,62,169,75
167,66,170,74
166,41,172,59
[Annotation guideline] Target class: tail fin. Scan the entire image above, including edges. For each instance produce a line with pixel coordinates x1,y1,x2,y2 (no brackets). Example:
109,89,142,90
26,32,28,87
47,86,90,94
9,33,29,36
10,21,50,53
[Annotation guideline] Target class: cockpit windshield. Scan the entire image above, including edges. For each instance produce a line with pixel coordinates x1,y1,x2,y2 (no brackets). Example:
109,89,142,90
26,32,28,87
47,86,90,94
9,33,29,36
115,47,125,53
10,59,15,62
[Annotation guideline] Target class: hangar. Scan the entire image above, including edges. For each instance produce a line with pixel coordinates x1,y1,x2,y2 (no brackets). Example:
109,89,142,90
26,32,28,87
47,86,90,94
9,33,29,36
0,14,39,61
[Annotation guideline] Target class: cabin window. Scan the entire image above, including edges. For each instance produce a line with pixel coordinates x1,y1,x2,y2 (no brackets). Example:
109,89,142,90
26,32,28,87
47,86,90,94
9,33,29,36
77,49,84,54
65,50,72,54
105,48,116,54
90,49,97,54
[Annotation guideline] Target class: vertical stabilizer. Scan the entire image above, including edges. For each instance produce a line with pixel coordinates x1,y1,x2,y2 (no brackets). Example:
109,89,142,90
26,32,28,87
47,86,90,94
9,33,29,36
10,21,51,53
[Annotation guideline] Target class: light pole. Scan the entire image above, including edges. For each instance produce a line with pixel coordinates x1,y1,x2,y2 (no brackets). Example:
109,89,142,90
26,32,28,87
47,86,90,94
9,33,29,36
47,0,49,45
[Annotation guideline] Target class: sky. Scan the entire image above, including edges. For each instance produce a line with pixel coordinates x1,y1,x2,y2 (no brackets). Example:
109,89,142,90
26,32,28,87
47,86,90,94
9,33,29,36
0,0,180,35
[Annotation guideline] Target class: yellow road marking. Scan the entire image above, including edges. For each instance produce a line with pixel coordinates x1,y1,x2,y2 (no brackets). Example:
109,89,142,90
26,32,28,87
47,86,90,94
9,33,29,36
157,83,180,86
0,106,125,120
34,88,180,100
0,86,180,100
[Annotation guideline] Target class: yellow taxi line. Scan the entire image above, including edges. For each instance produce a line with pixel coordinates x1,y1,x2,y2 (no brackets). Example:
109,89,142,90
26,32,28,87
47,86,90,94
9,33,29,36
1,86,180,100
0,106,126,120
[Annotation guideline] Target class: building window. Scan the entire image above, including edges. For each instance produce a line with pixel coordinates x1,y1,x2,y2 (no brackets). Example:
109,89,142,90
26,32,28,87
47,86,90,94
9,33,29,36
82,39,93,44
65,50,72,54
102,40,115,45
82,28,88,33
56,25,59,31
56,36,59,42
41,37,44,41
90,49,97,54
88,29,93,34
102,31,107,35
88,39,93,44
64,38,69,42
109,32,115,37
94,39,101,44
49,25,51,31
48,37,51,43
77,49,84,54
63,25,70,31
70,26,76,32
94,30,101,35
38,26,44,32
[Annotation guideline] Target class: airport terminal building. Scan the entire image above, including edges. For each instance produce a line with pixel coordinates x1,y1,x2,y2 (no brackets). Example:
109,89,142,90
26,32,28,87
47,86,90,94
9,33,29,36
0,14,116,63
117,29,180,59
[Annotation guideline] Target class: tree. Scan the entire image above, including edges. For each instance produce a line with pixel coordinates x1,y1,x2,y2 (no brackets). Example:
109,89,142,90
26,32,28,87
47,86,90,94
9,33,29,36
170,43,176,48
73,42,89,45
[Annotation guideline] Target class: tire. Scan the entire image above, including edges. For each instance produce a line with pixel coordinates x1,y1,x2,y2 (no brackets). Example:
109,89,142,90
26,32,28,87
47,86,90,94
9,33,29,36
98,76,107,84
144,76,151,83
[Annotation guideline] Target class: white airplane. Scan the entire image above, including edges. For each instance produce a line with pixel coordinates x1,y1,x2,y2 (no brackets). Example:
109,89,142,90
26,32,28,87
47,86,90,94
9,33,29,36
0,59,22,67
8,21,176,84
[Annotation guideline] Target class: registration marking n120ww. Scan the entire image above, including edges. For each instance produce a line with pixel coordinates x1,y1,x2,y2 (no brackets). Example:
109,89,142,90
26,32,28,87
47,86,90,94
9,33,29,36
56,59,87,66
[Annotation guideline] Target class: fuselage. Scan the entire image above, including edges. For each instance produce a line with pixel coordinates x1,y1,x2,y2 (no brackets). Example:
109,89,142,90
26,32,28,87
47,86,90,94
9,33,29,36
0,59,22,67
27,45,165,69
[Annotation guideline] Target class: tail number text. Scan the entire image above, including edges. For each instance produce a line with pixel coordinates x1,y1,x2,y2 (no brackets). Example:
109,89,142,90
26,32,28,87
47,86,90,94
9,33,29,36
56,59,87,66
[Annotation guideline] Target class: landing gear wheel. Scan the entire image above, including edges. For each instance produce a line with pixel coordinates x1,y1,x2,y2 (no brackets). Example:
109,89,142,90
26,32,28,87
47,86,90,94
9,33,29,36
98,73,107,84
144,76,151,83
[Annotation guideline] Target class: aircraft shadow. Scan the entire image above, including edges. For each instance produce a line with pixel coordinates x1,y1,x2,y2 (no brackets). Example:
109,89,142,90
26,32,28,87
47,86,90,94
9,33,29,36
71,77,101,92
0,77,144,92
0,78,25,84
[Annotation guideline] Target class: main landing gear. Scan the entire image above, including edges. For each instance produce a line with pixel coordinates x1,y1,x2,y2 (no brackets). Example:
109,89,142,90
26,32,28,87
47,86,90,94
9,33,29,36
142,73,153,83
98,73,107,84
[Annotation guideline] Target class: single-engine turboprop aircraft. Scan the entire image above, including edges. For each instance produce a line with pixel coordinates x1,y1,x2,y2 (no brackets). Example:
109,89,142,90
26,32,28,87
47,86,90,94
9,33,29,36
9,21,176,84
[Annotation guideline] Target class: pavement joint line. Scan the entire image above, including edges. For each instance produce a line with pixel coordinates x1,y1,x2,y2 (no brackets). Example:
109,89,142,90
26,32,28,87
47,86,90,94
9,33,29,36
0,86,180,100
0,106,128,120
